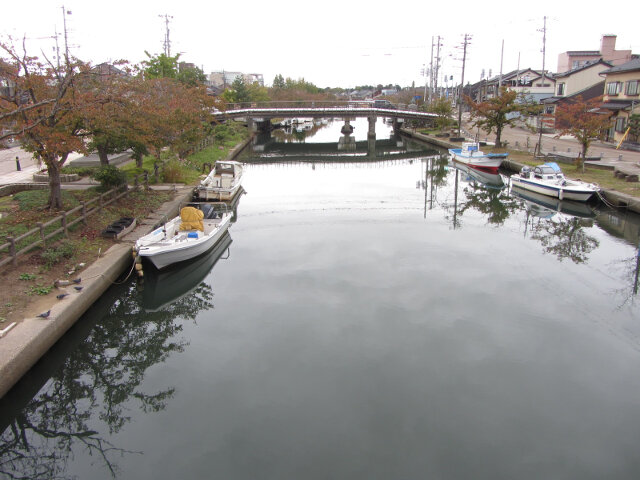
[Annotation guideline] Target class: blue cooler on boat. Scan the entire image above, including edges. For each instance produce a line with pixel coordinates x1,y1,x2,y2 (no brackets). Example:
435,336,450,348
187,232,199,239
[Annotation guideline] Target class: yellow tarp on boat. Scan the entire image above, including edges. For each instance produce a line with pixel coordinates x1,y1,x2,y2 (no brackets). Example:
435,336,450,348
179,206,204,231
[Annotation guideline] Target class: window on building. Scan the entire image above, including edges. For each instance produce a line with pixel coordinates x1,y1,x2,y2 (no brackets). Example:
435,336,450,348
557,83,565,96
607,82,623,95
545,105,555,115
626,80,639,96
615,117,626,133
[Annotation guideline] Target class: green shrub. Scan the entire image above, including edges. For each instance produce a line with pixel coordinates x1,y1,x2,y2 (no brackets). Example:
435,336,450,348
92,165,127,190
161,160,184,183
61,166,99,177
41,243,75,269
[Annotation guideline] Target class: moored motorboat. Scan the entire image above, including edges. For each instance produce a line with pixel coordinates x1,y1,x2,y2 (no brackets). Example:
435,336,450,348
196,160,244,201
448,142,508,173
135,204,232,270
510,162,600,202
450,158,505,189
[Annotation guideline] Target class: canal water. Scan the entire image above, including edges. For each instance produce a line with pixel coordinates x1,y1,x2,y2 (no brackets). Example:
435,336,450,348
2,119,640,479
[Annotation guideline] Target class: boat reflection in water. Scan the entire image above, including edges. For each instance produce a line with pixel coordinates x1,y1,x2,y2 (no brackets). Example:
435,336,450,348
510,184,597,219
450,159,505,189
142,231,232,312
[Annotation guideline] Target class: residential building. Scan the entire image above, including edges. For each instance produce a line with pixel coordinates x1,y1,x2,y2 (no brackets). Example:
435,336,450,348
557,34,635,73
540,59,613,129
208,71,264,89
90,62,127,79
467,68,554,103
552,59,612,99
599,58,640,143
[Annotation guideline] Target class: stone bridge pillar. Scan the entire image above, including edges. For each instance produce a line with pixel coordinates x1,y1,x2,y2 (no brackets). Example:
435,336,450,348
392,117,405,133
368,115,377,137
341,119,354,135
251,118,272,133
367,116,377,157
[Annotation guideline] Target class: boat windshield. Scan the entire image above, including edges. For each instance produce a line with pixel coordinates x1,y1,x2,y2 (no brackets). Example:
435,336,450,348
534,166,557,175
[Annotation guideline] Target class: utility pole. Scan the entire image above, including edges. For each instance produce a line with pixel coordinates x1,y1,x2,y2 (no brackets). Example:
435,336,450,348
498,39,504,88
457,34,471,137
429,37,434,104
536,16,547,156
159,14,174,57
61,6,71,63
434,36,442,99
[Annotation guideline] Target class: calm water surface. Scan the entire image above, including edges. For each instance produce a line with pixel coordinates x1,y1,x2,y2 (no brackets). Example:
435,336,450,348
2,119,640,479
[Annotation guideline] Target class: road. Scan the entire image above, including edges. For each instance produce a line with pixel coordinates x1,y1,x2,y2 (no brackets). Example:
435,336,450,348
462,117,640,171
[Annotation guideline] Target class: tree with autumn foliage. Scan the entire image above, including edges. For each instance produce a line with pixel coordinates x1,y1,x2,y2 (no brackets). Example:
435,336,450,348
1,41,92,209
554,95,612,172
129,76,217,160
465,87,541,148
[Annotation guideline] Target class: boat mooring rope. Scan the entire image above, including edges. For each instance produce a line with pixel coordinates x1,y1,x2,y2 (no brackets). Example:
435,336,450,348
111,256,139,285
595,189,621,210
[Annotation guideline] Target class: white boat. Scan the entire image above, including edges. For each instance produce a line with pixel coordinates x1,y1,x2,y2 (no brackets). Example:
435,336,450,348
448,142,508,173
196,160,243,201
450,159,505,189
510,162,600,202
135,205,232,270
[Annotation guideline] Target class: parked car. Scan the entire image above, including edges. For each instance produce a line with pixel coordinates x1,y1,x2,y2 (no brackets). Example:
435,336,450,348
373,99,396,109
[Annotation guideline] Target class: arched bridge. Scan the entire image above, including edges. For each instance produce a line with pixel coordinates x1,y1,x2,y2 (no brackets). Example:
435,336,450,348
212,101,438,134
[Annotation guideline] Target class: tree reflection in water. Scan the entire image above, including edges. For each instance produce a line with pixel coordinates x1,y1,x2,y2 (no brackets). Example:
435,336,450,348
528,215,599,264
0,276,215,479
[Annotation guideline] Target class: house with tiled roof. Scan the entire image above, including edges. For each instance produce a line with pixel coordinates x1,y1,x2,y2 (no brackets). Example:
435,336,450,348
538,59,613,130
467,68,554,103
599,59,640,143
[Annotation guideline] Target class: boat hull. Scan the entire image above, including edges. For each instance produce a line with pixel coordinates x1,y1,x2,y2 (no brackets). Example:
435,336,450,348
137,214,232,270
451,159,505,188
448,149,506,173
510,176,597,202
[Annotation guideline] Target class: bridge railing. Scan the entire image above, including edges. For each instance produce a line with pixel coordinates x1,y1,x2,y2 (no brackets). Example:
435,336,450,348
223,100,375,111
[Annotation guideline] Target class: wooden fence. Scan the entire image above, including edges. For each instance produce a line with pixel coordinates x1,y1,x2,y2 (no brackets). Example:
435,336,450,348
0,181,137,269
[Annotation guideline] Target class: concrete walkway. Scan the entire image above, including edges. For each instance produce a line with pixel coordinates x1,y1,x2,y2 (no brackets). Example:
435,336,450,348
0,146,131,186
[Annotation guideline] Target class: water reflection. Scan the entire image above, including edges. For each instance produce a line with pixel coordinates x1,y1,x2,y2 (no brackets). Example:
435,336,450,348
0,236,234,479
4,133,640,478
0,281,185,478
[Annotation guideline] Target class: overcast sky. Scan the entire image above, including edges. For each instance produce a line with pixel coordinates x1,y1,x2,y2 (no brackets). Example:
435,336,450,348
2,1,638,89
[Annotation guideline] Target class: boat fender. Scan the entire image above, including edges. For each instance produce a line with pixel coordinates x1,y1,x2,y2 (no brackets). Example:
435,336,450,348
559,189,564,201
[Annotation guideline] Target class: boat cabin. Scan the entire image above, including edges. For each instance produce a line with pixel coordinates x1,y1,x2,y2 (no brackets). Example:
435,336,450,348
520,163,564,181
461,142,480,154
203,161,243,189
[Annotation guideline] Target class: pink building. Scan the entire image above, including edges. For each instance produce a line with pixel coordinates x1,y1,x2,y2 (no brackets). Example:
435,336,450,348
557,35,634,73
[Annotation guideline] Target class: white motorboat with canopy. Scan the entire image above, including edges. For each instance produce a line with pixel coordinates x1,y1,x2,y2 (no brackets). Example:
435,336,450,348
510,162,600,202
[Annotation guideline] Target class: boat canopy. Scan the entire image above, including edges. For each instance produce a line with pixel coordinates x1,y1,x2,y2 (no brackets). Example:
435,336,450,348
535,164,562,175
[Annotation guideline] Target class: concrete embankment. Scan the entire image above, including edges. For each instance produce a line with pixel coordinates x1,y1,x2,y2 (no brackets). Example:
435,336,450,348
0,136,253,399
401,128,640,215
0,186,194,398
